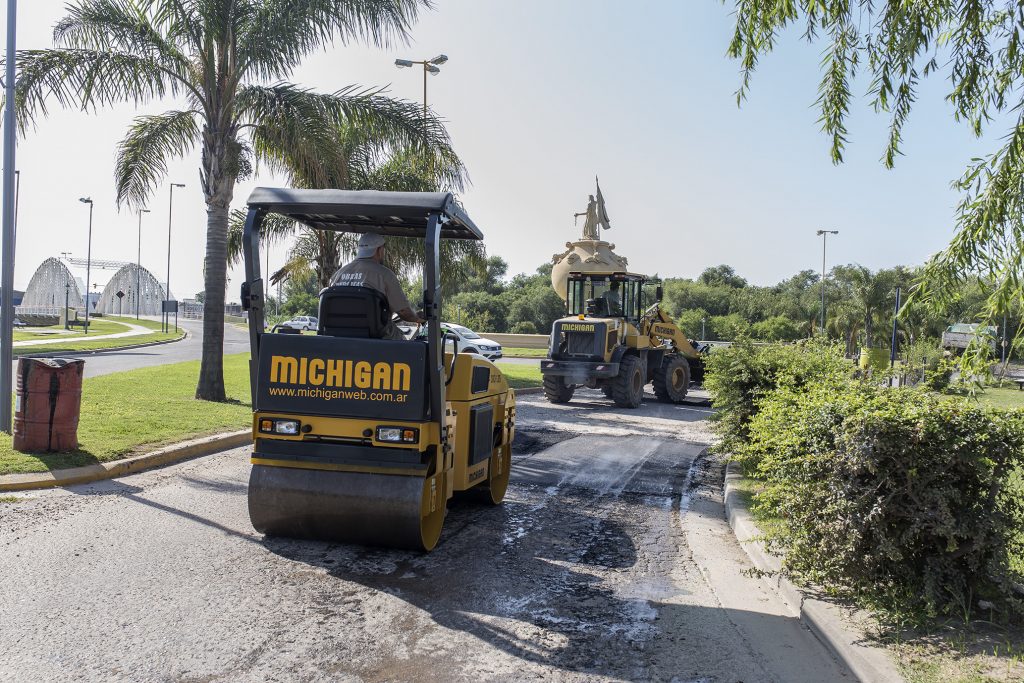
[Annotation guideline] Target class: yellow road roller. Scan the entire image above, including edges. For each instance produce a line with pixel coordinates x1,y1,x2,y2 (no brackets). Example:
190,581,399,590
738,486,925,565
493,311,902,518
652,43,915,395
239,188,515,551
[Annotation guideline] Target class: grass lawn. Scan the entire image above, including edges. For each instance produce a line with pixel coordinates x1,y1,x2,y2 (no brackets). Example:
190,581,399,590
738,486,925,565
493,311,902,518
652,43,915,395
972,386,1024,410
499,363,543,389
13,316,182,356
14,317,129,342
1,353,251,475
502,347,548,358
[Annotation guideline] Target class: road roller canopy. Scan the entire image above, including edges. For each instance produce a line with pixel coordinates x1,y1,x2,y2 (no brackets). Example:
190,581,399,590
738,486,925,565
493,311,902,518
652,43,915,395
245,187,483,240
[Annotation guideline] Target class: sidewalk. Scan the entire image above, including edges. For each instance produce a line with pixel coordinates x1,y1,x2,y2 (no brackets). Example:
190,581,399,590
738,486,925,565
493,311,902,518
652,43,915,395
14,321,152,347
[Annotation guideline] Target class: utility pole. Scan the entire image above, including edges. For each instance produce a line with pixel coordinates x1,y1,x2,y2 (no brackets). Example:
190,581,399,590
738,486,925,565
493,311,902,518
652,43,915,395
816,230,839,334
0,0,17,433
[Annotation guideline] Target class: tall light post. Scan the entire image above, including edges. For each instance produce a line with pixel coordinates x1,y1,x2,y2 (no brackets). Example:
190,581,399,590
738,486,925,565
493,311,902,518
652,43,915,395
79,198,94,334
136,207,150,319
165,183,184,332
395,54,448,128
816,229,839,334
0,0,18,433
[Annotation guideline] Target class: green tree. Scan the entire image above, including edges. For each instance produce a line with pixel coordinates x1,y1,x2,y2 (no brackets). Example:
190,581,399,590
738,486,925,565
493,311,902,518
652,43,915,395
750,315,801,342
699,264,747,289
724,0,1024,369
15,0,440,400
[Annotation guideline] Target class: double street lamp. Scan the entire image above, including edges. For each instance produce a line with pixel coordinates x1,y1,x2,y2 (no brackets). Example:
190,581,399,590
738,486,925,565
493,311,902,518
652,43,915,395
816,229,839,334
136,207,150,319
79,197,94,334
395,54,448,125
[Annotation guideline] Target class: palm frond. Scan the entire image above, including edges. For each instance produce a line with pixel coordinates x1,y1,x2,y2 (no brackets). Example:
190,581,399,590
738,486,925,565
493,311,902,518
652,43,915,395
54,0,192,75
238,0,428,80
227,208,299,267
115,109,199,208
239,83,467,191
239,83,352,187
144,0,205,53
13,48,186,133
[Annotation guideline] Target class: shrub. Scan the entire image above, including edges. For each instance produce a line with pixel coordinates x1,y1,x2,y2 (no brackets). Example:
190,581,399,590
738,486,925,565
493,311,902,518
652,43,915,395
703,338,852,458
746,382,1024,618
510,321,538,334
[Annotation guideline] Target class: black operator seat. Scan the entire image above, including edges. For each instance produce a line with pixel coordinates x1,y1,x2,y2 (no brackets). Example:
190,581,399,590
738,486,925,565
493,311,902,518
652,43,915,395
318,285,389,339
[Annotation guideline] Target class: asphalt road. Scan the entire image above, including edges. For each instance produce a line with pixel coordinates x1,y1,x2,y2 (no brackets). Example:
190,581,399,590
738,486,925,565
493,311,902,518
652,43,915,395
13,319,251,379
0,390,849,682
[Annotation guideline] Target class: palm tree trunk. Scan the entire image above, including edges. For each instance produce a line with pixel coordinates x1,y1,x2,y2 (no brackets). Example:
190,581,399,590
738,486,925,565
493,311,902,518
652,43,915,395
196,125,234,401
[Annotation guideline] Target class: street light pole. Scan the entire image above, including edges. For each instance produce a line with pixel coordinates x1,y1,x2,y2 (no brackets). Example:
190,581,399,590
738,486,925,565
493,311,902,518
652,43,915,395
395,54,448,134
165,183,184,332
79,198,94,334
816,229,839,334
136,207,150,319
0,0,18,433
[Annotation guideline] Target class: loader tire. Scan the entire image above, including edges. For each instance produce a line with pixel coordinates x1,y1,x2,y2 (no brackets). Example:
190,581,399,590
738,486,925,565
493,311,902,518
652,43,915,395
653,354,690,403
611,354,644,409
543,375,575,403
600,383,614,398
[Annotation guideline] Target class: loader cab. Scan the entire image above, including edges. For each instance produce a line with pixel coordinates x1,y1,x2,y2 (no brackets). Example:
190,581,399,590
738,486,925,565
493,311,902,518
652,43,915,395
566,272,648,322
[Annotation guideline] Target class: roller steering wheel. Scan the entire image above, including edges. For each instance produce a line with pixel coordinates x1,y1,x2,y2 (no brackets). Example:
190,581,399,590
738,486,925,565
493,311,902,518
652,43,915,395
391,313,421,340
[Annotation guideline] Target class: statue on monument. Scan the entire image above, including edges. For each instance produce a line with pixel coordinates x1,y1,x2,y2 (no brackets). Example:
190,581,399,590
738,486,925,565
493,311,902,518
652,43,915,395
574,177,612,240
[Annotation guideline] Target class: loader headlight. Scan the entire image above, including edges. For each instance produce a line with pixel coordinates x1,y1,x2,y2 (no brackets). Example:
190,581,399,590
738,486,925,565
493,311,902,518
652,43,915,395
259,418,301,435
376,426,419,443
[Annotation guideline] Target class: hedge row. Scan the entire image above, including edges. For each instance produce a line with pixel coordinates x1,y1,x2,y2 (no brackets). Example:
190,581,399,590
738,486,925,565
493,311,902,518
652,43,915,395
706,341,1024,618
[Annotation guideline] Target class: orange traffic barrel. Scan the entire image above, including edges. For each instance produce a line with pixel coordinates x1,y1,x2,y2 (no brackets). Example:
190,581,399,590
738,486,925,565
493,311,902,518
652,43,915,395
13,357,85,452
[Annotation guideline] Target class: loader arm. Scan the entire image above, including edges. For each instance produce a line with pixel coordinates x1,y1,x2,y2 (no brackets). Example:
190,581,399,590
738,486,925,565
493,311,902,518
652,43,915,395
644,306,700,359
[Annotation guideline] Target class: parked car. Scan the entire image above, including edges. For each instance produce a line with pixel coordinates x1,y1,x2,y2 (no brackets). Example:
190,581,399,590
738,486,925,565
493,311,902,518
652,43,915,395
440,323,503,360
281,315,318,331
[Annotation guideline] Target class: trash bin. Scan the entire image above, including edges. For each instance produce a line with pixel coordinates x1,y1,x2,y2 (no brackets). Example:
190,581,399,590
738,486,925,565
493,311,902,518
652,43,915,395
13,357,85,452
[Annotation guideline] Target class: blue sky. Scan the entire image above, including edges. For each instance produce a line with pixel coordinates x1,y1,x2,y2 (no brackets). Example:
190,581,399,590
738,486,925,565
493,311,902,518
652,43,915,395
3,1,1003,296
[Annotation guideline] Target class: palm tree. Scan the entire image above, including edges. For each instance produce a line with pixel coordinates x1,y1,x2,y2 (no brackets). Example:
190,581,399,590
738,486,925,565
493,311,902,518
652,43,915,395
13,0,447,401
832,265,904,349
228,125,484,297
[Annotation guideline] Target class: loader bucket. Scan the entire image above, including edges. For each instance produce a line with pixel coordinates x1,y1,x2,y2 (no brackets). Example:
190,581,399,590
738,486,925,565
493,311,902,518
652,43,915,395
248,464,446,551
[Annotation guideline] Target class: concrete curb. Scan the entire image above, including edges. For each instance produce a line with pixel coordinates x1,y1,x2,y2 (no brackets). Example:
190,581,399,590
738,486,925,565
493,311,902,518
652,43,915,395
13,330,189,359
0,429,250,492
723,462,904,683
515,386,543,396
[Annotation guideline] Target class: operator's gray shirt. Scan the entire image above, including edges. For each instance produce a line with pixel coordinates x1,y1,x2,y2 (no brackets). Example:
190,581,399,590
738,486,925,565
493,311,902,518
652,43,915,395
330,258,411,315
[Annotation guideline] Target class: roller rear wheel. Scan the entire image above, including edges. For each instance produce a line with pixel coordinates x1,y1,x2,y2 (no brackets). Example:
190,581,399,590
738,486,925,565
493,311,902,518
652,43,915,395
470,442,511,504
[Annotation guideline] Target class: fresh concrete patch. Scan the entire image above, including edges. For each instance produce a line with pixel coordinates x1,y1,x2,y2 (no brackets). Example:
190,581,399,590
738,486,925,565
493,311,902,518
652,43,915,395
0,429,250,492
723,461,905,683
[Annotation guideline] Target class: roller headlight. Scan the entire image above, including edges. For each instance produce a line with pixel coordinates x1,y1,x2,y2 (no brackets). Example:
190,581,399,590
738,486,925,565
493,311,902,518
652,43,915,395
376,426,419,443
259,418,301,435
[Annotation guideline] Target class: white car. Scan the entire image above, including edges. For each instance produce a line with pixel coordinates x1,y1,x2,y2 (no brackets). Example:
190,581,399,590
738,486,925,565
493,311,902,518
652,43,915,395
441,323,503,360
281,315,318,331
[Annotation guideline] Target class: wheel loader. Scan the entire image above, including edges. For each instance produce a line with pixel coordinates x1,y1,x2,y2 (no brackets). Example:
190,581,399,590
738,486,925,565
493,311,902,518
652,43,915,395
540,271,704,408
239,188,515,551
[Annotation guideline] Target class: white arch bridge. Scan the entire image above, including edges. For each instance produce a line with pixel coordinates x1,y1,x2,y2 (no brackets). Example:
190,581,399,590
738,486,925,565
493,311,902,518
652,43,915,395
95,263,173,316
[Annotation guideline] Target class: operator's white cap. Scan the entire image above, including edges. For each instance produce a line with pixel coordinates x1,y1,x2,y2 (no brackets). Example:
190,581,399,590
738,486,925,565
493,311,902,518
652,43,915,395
356,232,385,258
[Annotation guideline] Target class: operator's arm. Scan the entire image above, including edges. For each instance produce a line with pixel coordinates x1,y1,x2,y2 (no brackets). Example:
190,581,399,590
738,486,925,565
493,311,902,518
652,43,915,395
396,307,425,324
381,268,425,324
